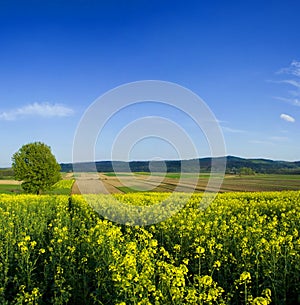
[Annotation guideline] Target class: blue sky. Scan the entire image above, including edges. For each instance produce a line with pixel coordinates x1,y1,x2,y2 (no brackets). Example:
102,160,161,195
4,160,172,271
1,0,300,167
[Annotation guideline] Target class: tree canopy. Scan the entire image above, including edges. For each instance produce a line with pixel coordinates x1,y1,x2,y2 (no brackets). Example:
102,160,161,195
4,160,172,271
12,142,61,194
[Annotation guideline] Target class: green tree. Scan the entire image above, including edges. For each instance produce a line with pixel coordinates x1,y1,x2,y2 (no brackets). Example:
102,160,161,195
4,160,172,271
239,167,255,176
12,142,61,194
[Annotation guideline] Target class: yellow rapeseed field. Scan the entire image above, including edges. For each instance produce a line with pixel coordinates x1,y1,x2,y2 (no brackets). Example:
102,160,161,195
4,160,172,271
0,191,299,304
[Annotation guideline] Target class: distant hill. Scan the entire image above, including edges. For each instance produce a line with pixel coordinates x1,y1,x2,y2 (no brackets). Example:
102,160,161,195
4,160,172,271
224,156,300,174
60,156,300,174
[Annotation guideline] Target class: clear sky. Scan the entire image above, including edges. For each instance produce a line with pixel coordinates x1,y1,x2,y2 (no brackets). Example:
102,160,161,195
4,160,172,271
1,0,300,167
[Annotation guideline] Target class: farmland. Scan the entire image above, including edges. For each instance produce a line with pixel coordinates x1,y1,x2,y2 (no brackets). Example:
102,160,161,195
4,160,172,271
2,172,300,195
0,191,299,304
71,172,300,194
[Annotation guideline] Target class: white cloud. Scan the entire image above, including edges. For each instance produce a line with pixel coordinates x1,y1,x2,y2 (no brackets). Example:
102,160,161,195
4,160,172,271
280,113,295,123
0,102,74,121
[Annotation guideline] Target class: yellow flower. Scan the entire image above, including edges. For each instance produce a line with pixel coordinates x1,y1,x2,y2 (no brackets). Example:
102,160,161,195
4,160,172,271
174,244,181,252
196,246,205,254
201,275,213,286
240,271,251,282
30,241,37,248
213,260,221,269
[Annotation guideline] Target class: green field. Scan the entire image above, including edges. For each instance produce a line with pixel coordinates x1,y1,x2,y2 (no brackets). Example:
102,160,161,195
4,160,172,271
103,172,134,177
116,186,147,193
0,184,22,194
0,179,74,195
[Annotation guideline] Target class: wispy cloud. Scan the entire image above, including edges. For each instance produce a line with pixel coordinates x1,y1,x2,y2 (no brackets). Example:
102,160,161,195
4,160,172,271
222,126,246,133
0,102,74,121
273,96,300,106
277,60,300,77
269,136,289,142
216,119,228,124
280,113,295,123
273,60,300,114
250,136,289,146
271,79,300,88
249,140,274,145
281,79,300,88
249,140,276,147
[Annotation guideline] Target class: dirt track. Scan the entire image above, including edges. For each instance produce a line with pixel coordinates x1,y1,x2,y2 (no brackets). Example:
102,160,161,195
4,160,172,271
0,180,21,185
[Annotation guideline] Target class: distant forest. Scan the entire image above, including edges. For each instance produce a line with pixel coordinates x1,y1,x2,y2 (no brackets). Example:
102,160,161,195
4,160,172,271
61,156,300,174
